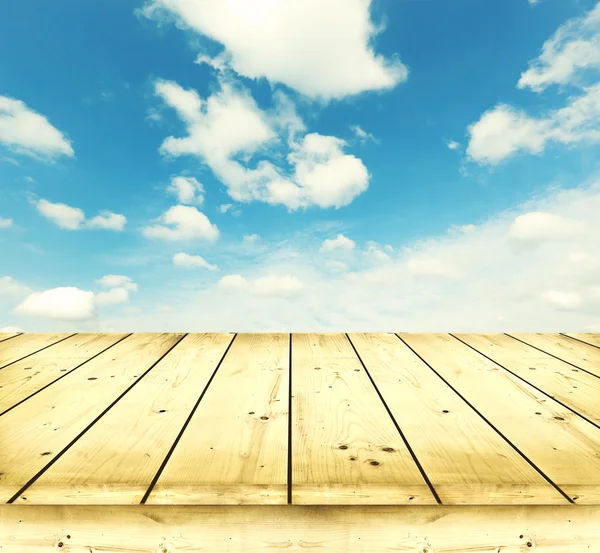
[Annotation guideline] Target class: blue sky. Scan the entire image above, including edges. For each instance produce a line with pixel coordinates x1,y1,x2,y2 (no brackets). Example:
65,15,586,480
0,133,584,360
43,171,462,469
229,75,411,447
1,0,600,332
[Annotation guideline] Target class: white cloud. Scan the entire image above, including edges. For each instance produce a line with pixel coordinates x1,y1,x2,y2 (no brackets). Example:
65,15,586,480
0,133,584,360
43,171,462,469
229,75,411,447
406,257,458,279
96,287,131,305
217,273,304,296
141,205,219,241
87,211,127,231
218,203,233,213
351,125,377,143
14,287,95,320
0,217,13,229
541,289,582,310
0,96,74,159
509,211,584,242
466,83,600,165
155,79,370,209
364,242,391,262
167,176,205,205
447,139,460,150
0,276,31,296
320,233,356,253
35,199,126,231
518,2,600,92
141,0,408,100
0,326,22,333
449,224,476,234
173,252,218,270
96,275,138,291
243,234,260,245
326,260,348,272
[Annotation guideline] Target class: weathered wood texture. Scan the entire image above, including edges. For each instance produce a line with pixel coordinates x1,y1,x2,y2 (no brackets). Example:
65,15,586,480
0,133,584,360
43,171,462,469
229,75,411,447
1,332,599,507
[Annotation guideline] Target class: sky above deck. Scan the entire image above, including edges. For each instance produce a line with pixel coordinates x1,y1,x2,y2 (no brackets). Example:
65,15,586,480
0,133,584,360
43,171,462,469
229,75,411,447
1,0,600,332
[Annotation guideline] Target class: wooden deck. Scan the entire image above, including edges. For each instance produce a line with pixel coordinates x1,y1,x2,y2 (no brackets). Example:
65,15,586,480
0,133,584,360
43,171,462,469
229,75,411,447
1,331,600,551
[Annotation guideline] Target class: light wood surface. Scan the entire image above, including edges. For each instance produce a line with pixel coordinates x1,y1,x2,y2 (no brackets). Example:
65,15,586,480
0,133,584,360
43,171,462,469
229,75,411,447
1,332,599,508
0,332,21,342
400,333,600,504
562,333,600,352
147,333,290,505
14,333,233,504
0,333,183,502
510,333,600,379
0,333,128,416
0,333,74,368
348,332,567,504
291,333,435,505
454,333,600,425
1,505,599,552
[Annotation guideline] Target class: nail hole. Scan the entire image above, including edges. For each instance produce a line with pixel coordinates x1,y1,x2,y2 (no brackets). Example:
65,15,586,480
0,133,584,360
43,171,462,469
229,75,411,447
535,412,542,415
554,417,565,421
40,451,51,456
349,457,356,461
158,409,166,413
369,460,380,466
382,447,394,452
442,410,449,413
260,416,269,420
408,496,414,500
314,367,321,370
528,367,536,370
527,542,532,548
87,377,97,381
248,412,255,414
58,542,63,548
339,445,348,450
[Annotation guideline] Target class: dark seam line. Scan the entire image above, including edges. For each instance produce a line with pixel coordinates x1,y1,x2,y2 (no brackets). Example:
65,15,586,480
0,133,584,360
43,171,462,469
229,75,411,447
0,333,79,371
140,333,238,504
6,333,189,504
452,334,600,432
395,333,575,505
505,333,600,381
0,333,134,418
0,333,23,344
287,333,293,505
346,333,442,505
559,333,600,352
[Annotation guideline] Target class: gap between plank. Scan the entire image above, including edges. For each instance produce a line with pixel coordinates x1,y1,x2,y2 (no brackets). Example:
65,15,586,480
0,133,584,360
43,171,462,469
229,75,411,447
395,333,575,505
505,333,600,382
559,333,600,352
287,333,293,505
140,333,238,504
0,333,23,344
345,333,443,505
6,333,189,504
0,333,133,418
451,333,600,433
0,333,78,371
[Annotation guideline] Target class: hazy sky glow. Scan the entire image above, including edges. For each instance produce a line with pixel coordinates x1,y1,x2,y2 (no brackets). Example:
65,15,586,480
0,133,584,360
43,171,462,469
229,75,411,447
1,0,600,332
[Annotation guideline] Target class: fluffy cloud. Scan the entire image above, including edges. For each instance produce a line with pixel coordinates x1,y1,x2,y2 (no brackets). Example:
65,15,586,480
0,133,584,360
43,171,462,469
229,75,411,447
155,79,370,209
95,275,137,305
142,205,219,241
0,276,31,297
509,211,584,242
14,287,95,320
141,0,407,100
466,84,600,165
518,2,600,92
0,96,74,159
96,275,138,291
217,274,304,296
36,199,126,231
167,176,204,205
173,252,218,270
320,234,356,253
447,140,460,150
0,217,13,229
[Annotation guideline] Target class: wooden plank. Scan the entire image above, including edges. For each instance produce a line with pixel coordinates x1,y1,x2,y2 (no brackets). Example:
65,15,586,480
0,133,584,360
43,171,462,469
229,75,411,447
563,333,600,350
0,333,74,368
400,333,600,504
510,333,600,379
15,333,234,504
454,333,600,425
348,333,567,505
0,333,184,502
146,333,290,505
0,333,129,415
291,333,435,505
2,505,600,552
0,332,21,343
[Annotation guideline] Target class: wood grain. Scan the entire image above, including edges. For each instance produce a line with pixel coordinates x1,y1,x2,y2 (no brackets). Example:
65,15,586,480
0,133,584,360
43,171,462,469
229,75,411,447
0,333,128,415
0,333,183,502
510,333,600,379
291,333,435,505
147,333,289,505
1,504,599,552
455,333,600,425
400,333,600,504
0,332,21,343
0,333,74,369
13,333,234,505
348,332,567,505
562,333,600,351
